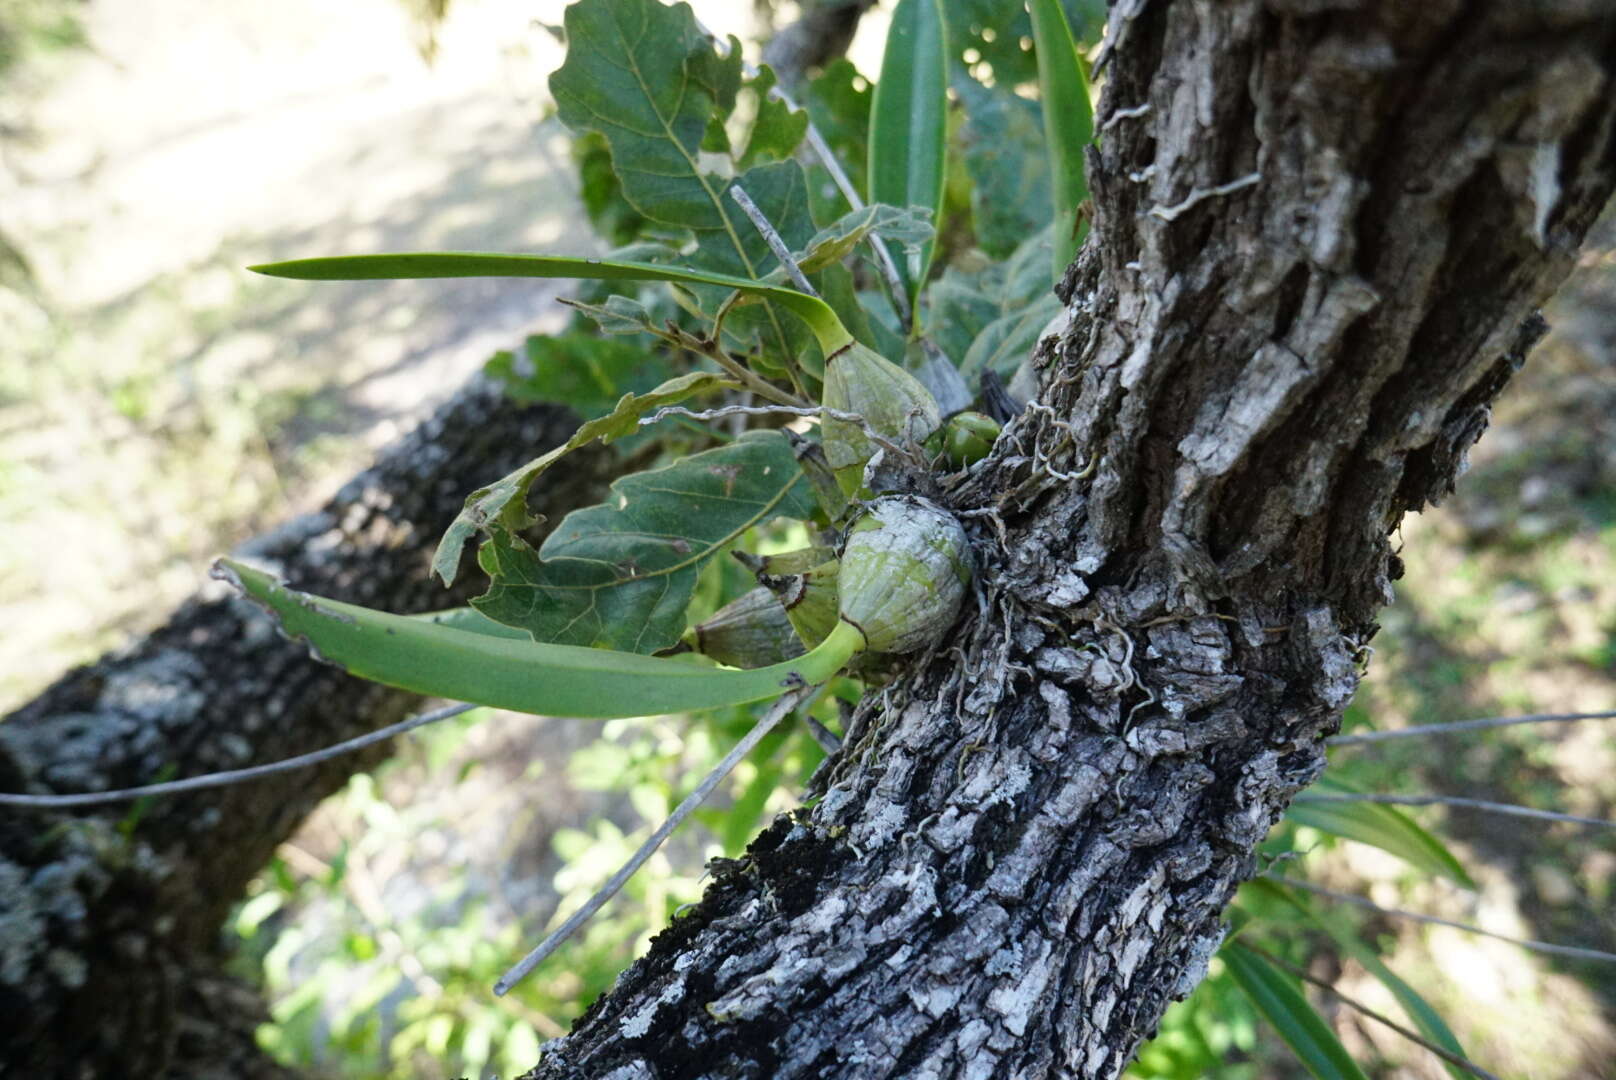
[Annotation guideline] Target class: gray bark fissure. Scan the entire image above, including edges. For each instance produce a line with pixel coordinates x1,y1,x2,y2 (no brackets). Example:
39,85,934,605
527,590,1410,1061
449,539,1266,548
525,4,1616,1079
0,381,617,1077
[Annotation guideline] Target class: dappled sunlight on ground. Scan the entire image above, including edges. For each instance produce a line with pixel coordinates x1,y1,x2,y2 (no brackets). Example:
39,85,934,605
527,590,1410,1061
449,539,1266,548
0,0,591,709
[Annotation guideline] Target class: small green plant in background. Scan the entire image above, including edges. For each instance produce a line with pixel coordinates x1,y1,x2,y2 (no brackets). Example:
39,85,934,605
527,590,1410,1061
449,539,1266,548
209,0,1603,1077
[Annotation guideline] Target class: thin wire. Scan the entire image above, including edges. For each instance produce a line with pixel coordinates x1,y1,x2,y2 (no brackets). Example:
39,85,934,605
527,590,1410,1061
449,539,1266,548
0,702,476,809
1236,941,1503,1080
1328,709,1616,747
493,685,814,996
1294,792,1615,830
1270,876,1616,964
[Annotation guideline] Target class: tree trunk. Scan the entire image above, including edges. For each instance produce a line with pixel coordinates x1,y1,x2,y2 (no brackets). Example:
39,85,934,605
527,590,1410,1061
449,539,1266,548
520,4,1616,1078
0,380,618,1077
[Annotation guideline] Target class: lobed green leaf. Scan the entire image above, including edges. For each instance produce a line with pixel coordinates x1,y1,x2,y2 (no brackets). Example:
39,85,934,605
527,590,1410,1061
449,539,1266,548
801,58,872,220
431,369,738,587
790,203,935,275
471,431,819,654
736,65,810,171
547,0,825,378
483,332,675,420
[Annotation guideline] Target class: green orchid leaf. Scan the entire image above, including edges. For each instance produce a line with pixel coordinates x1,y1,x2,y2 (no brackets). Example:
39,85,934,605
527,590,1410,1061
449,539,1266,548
214,560,863,720
1286,776,1477,890
1028,0,1095,279
925,270,1004,367
1241,879,1472,1080
1221,941,1371,1080
868,0,948,314
925,226,1056,368
483,332,675,420
790,203,935,275
250,252,853,357
431,370,738,588
955,76,1051,260
959,292,1063,382
737,65,809,170
998,225,1061,306
410,607,532,640
471,431,819,653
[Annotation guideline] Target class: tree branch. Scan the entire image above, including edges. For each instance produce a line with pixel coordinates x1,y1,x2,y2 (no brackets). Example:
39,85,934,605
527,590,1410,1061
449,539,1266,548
0,379,619,1076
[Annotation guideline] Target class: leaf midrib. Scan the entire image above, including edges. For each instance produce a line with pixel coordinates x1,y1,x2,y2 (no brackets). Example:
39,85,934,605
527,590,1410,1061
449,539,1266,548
608,9,796,361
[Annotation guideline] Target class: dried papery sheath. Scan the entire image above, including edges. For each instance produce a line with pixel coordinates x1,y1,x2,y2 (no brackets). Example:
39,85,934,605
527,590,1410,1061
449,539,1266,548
732,545,835,578
837,496,973,653
682,586,804,668
822,343,942,496
785,428,850,521
760,559,841,648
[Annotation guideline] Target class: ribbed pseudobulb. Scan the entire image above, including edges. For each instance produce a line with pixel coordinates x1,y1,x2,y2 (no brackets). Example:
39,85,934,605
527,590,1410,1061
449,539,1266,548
837,496,973,654
821,343,941,496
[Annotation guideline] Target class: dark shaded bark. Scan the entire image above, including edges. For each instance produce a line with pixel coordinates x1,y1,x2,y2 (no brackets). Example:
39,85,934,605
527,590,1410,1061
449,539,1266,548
0,380,617,1077
762,0,877,89
521,3,1616,1078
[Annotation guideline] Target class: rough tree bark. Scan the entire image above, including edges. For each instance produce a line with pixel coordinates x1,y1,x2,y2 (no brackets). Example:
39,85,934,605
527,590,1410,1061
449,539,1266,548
0,381,619,1077
520,3,1616,1078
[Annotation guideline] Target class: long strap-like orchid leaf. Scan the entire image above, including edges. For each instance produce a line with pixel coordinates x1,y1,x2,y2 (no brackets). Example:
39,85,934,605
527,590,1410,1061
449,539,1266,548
1285,775,1476,889
250,252,854,356
1028,0,1095,280
217,559,864,720
1222,940,1372,1080
868,0,948,318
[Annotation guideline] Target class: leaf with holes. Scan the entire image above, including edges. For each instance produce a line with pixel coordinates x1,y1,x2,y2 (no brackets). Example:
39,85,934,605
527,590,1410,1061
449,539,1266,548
470,431,818,653
431,370,739,587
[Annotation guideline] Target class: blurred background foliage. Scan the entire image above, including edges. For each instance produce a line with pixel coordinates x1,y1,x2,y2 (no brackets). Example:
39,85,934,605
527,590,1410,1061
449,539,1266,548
1,1,1612,1077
